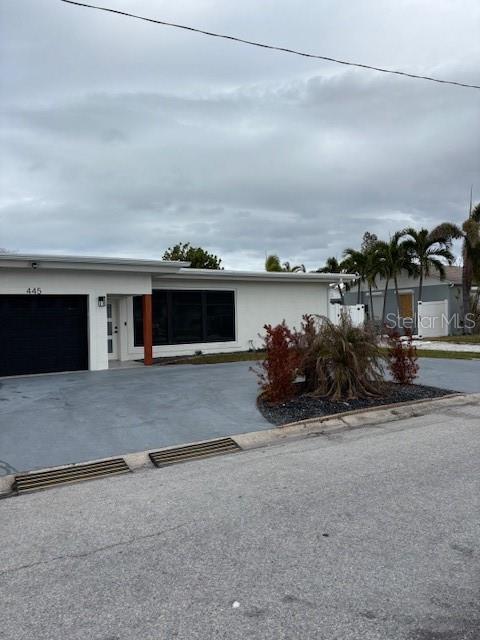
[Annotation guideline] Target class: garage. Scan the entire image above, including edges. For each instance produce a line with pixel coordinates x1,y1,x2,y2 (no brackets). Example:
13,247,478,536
0,295,88,377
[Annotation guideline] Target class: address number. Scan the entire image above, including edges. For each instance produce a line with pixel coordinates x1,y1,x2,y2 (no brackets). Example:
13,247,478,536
26,288,42,295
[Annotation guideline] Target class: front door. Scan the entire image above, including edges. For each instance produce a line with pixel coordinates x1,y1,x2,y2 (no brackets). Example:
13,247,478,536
107,299,119,360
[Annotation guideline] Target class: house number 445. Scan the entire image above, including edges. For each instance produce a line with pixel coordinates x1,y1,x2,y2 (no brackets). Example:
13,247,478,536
26,287,42,294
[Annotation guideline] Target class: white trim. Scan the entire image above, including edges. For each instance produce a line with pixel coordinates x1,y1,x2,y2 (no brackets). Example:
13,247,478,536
0,254,189,274
158,268,355,284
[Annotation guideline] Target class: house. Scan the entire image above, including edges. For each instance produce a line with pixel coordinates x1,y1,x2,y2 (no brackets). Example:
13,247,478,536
343,266,464,337
0,253,354,377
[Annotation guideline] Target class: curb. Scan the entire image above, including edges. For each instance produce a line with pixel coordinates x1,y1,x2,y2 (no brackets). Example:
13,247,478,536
2,392,479,498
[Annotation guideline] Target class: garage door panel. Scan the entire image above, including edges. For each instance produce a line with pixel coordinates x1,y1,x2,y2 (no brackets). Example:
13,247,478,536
0,295,88,376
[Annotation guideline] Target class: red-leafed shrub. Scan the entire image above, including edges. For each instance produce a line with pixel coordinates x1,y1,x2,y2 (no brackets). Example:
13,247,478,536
253,321,300,403
386,329,419,384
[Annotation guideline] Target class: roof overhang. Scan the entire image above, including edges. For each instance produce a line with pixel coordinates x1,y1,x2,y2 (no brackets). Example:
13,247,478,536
0,254,190,274
154,268,357,284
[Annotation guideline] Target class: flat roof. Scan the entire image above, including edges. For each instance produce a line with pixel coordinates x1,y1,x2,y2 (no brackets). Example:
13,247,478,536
161,267,356,283
0,253,190,274
0,253,356,282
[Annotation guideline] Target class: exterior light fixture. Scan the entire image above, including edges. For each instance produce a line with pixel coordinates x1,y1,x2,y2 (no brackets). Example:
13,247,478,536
97,296,106,308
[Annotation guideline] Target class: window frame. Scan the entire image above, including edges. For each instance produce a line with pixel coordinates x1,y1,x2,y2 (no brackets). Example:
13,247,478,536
133,289,236,347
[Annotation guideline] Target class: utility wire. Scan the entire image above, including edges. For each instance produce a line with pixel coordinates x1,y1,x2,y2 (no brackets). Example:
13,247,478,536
59,0,480,91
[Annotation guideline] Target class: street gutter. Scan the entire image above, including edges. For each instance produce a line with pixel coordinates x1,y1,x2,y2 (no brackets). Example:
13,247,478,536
2,392,479,499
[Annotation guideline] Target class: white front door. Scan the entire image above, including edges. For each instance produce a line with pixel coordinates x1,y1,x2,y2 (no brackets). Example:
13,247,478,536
107,299,119,360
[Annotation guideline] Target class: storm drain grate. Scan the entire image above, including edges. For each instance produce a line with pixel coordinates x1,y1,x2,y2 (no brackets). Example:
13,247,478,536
14,458,130,494
149,438,241,468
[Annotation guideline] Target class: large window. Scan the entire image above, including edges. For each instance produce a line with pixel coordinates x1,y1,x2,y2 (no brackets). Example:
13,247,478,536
133,290,235,346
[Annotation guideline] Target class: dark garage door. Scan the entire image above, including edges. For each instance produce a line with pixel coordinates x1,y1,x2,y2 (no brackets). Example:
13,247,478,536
0,295,88,376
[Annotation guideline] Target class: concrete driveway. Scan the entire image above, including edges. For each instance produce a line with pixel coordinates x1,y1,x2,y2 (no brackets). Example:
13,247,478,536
1,357,479,474
0,361,270,474
416,357,480,393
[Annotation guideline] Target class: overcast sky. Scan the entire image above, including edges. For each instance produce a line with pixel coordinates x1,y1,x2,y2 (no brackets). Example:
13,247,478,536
1,0,479,270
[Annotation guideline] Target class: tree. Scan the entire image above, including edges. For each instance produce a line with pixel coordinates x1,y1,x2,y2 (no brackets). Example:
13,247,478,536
317,256,346,303
265,254,283,272
401,227,454,302
375,232,413,326
432,203,480,332
265,254,306,273
364,243,383,324
361,231,379,253
162,242,222,269
342,248,370,304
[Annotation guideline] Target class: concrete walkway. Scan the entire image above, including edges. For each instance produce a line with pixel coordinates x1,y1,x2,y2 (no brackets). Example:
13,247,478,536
413,339,480,353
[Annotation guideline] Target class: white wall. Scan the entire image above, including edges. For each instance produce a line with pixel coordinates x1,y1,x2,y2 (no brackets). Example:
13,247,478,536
123,277,330,360
0,267,333,370
0,268,151,371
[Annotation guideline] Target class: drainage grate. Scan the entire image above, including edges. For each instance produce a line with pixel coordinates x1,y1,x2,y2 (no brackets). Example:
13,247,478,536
14,458,130,494
149,437,241,468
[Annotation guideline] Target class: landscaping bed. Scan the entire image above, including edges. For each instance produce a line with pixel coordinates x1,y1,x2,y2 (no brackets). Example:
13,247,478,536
258,382,456,426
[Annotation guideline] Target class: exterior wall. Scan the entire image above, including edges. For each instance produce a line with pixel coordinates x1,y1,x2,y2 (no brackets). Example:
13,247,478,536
0,267,152,371
0,265,335,371
344,276,462,335
122,277,330,360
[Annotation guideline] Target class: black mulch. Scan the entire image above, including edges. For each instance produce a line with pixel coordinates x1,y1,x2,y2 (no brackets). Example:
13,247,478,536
258,382,456,426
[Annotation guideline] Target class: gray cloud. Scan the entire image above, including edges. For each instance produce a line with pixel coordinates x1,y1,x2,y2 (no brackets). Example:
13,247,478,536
1,0,479,270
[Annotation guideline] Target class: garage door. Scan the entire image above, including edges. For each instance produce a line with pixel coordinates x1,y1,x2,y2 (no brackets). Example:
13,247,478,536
0,295,88,376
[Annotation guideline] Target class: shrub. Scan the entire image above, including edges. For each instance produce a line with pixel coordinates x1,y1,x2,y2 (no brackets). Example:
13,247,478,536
294,314,320,391
386,328,419,384
253,321,300,403
302,312,385,400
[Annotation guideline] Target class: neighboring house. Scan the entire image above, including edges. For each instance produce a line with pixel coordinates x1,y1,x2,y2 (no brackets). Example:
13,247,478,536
0,253,354,377
343,266,464,337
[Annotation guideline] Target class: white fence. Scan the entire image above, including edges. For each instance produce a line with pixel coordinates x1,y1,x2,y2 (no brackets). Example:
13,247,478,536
417,299,449,338
329,303,366,327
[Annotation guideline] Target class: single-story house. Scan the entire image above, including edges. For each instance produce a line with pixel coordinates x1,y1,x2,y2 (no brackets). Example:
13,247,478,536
343,266,464,337
0,253,353,377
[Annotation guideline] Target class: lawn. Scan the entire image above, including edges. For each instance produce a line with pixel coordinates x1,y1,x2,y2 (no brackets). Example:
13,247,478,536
428,335,480,345
149,348,480,367
414,349,480,360
150,351,266,366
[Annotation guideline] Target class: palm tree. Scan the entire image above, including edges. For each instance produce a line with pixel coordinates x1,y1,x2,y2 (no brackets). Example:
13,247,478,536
432,203,480,332
265,254,305,273
265,254,283,272
282,261,306,273
317,256,345,303
375,232,413,326
364,244,383,324
342,248,370,304
401,227,455,301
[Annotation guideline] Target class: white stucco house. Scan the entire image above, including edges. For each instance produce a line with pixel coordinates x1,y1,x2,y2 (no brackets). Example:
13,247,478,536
0,253,354,377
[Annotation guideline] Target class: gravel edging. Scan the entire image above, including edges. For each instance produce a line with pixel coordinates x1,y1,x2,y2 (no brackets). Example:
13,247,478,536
258,382,456,426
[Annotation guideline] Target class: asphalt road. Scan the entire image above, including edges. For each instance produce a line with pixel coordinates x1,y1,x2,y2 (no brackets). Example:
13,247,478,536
1,401,479,639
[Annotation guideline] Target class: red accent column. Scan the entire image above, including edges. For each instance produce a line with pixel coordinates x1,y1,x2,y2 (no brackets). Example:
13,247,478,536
142,294,153,366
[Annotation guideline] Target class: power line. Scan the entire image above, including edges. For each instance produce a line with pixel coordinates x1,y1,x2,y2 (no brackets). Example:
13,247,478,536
59,0,480,91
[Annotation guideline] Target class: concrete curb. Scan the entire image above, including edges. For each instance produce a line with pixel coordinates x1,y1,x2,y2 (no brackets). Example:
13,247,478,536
2,392,479,498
